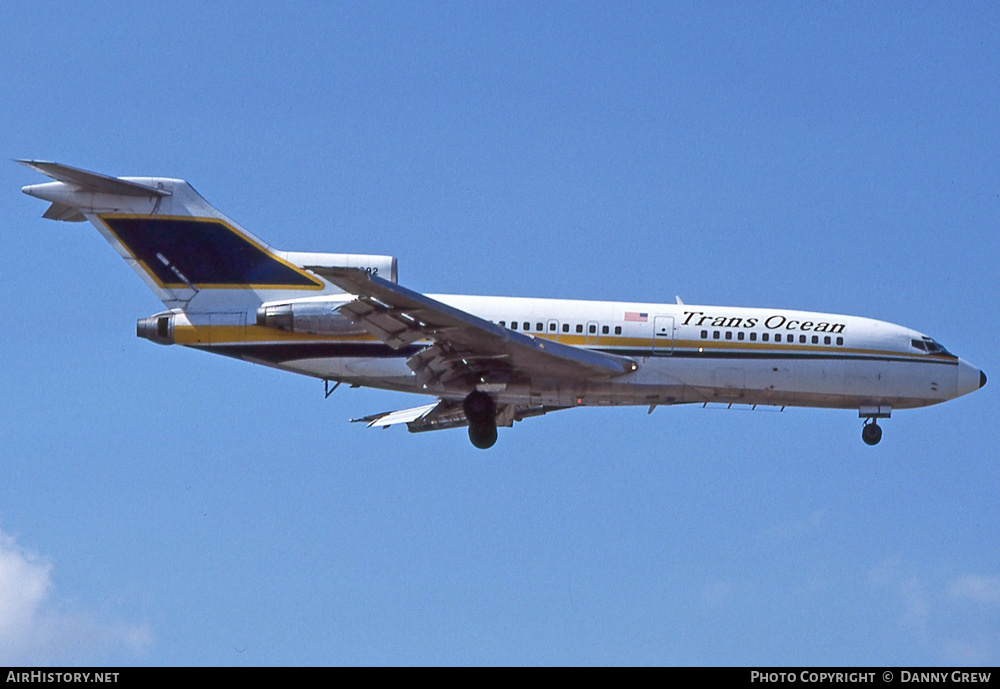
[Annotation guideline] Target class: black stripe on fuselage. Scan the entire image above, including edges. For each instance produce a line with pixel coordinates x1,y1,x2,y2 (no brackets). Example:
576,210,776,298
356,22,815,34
190,342,958,367
193,343,424,362
632,349,959,365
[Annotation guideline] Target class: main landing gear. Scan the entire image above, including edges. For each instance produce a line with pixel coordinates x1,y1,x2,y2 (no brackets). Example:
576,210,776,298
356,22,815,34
464,390,498,450
861,418,883,446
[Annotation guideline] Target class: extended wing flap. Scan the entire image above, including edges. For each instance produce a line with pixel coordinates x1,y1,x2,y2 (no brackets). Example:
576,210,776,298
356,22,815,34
339,298,430,348
324,268,638,387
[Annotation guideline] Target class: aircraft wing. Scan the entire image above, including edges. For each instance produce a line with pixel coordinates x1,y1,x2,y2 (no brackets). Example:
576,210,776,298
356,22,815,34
353,398,566,433
323,267,638,390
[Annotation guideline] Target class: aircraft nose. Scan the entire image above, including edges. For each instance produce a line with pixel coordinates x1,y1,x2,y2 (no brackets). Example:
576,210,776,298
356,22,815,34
954,358,985,398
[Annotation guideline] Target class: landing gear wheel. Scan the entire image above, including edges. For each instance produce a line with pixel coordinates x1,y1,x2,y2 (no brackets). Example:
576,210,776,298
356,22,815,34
464,391,498,450
463,391,495,423
468,421,498,449
862,420,882,446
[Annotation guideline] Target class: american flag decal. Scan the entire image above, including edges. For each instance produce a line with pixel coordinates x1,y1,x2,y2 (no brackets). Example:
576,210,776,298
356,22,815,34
624,312,648,322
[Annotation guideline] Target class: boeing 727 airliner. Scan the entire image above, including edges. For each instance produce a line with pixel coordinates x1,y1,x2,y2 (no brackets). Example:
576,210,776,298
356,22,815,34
19,161,986,448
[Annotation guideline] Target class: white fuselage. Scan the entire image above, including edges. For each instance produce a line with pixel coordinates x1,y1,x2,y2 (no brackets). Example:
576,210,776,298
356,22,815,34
235,294,981,412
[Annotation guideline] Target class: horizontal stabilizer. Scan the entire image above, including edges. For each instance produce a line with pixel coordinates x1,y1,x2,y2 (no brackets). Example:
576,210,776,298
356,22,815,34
41,202,86,222
16,160,170,197
353,398,565,434
352,402,440,428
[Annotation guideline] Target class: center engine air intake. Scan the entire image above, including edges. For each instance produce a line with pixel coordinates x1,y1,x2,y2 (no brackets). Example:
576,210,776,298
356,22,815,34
137,313,175,345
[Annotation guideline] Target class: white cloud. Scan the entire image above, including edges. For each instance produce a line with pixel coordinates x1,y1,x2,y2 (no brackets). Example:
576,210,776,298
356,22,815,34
700,580,735,608
948,574,1000,607
0,529,151,664
870,557,1000,664
869,556,931,638
764,508,830,543
897,576,932,636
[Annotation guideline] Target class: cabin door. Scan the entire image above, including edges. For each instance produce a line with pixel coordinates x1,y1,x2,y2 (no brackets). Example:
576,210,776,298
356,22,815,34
652,316,674,355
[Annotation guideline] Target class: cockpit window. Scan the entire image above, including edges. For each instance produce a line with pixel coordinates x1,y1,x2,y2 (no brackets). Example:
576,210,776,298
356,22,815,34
913,337,954,356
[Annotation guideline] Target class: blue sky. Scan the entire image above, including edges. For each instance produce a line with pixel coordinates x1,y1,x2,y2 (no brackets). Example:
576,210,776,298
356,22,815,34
1,2,997,665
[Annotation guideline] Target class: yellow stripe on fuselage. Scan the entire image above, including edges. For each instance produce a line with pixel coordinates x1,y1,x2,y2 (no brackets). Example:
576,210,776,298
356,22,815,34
173,325,952,364
172,325,378,346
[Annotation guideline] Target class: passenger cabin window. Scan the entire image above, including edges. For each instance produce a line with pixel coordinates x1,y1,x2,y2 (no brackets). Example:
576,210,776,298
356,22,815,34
510,321,517,330
737,332,745,341
602,325,609,335
837,336,844,345
725,331,733,340
614,326,622,335
536,322,543,331
589,324,596,334
701,330,708,339
499,321,506,327
523,322,530,331
576,324,583,334
750,332,757,341
799,335,806,344
562,324,569,333
713,331,720,340
549,323,556,331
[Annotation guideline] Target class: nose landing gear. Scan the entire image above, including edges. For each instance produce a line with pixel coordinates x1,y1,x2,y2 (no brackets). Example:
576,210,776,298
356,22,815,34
463,390,498,449
862,418,882,446
859,406,890,446
858,404,892,445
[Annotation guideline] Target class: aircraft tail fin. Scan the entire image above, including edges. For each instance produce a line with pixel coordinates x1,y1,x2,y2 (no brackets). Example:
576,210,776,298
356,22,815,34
19,160,335,311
